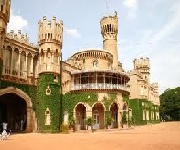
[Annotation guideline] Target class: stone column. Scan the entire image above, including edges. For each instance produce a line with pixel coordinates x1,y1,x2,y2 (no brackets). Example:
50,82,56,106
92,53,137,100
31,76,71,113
18,50,21,78
25,53,28,79
26,107,32,132
10,50,14,75
44,52,47,71
118,111,122,128
3,48,6,75
30,56,33,76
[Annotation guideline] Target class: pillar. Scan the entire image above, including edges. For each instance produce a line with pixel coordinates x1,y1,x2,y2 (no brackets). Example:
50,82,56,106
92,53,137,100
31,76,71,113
10,50,14,75
18,51,21,78
26,107,32,132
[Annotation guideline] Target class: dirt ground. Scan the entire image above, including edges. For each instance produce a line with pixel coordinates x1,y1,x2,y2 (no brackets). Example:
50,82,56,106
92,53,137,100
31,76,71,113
1,122,180,150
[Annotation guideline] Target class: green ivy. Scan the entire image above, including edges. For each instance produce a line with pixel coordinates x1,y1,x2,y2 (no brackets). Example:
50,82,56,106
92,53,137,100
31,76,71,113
129,99,160,125
62,92,98,119
37,73,60,133
102,93,117,110
0,80,37,111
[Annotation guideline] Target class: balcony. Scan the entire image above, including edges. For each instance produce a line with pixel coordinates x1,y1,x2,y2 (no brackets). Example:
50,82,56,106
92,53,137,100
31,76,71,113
71,83,129,92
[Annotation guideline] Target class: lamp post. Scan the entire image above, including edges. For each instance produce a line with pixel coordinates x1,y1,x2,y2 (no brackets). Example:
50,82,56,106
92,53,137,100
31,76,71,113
60,51,63,132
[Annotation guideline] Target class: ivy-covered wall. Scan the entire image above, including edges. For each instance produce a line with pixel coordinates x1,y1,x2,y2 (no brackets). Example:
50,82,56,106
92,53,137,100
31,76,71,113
62,92,98,119
129,99,160,125
0,80,37,111
129,99,142,125
37,73,60,133
102,93,117,110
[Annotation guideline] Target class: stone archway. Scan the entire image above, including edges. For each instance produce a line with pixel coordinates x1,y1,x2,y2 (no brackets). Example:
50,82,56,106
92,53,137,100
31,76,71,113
110,102,119,128
92,102,105,129
0,87,34,132
74,102,86,130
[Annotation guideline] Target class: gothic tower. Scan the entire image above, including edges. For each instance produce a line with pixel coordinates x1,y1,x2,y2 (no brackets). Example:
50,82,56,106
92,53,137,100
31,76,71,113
37,16,63,132
0,0,10,59
100,11,118,70
133,57,150,84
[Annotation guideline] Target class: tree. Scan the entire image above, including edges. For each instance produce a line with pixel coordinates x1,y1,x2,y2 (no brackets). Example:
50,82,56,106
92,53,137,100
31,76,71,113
160,87,180,121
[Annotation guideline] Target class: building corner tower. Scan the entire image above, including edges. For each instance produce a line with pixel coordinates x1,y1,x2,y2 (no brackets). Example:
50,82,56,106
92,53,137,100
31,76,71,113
100,11,118,70
37,16,63,132
0,0,10,74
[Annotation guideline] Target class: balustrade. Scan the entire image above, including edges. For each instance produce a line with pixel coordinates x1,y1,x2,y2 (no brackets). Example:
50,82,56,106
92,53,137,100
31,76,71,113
71,83,129,92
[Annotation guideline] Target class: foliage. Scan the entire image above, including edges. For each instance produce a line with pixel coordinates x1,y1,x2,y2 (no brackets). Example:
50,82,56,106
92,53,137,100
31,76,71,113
0,80,37,111
128,99,159,125
37,73,60,132
160,87,180,121
105,115,114,125
102,93,117,110
62,92,98,119
85,116,94,126
122,112,127,124
69,117,75,127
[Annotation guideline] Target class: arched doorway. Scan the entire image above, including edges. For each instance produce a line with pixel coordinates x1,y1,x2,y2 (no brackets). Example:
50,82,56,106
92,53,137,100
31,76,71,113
92,103,105,129
0,87,34,132
75,103,86,130
110,103,118,128
0,93,27,132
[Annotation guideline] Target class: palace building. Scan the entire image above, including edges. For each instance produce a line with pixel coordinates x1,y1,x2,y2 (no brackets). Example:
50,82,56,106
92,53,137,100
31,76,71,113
0,0,160,132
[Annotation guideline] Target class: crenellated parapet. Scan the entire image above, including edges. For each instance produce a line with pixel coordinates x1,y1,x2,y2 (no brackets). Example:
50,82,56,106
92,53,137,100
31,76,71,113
100,11,118,40
151,83,159,93
133,57,150,70
38,16,63,49
6,30,37,48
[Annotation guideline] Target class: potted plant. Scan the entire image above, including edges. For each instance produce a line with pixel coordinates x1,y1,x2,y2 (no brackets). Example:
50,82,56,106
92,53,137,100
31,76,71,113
106,115,114,129
85,117,93,130
69,117,76,132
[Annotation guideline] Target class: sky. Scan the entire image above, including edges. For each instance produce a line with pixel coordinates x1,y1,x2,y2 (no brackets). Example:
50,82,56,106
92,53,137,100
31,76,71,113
7,0,180,94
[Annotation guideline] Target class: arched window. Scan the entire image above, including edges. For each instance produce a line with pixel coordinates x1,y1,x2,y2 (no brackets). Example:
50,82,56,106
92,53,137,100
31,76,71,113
93,60,98,67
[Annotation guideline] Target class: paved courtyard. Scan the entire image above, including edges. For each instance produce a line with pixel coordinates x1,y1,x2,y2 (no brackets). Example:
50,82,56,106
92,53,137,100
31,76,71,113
1,122,180,150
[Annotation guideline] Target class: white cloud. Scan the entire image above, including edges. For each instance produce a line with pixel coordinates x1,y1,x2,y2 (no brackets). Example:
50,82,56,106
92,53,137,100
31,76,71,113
150,2,180,43
123,0,139,18
7,10,28,33
66,29,81,38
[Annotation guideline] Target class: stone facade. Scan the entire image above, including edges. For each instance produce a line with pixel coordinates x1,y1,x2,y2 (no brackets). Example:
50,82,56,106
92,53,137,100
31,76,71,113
0,1,160,132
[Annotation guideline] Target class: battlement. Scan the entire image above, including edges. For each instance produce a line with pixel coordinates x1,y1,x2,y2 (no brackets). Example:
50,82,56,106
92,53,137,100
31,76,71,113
38,16,63,45
151,83,159,94
151,82,159,88
6,30,37,48
133,57,150,69
100,11,118,39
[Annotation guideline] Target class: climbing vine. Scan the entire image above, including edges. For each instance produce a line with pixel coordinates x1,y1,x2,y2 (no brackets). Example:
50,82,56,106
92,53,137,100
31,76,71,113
102,92,117,110
129,98,160,125
62,92,98,119
0,80,37,111
37,73,60,133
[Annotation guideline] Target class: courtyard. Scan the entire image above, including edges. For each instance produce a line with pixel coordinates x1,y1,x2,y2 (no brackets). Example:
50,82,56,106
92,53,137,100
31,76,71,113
1,122,180,150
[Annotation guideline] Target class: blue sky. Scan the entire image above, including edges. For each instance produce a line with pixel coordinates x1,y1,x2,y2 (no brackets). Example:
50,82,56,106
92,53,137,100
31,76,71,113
8,0,180,94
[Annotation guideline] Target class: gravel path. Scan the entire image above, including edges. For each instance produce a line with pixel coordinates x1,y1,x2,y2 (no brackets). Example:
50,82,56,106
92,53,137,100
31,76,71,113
1,122,180,150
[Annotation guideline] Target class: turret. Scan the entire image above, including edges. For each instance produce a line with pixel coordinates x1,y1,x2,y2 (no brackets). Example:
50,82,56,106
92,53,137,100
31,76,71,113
0,0,10,58
38,16,63,74
133,57,150,83
37,16,63,132
100,11,118,70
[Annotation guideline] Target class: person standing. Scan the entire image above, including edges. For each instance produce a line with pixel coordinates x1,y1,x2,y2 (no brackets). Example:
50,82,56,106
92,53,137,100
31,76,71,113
20,119,24,131
2,121,8,131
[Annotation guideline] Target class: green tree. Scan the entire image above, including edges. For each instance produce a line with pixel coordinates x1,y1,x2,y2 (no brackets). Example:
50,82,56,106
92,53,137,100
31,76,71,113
160,87,180,121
